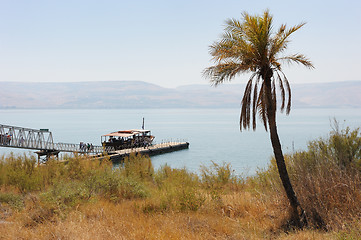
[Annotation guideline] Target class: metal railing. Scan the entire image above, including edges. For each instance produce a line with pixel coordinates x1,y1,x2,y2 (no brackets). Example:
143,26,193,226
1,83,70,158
152,138,188,147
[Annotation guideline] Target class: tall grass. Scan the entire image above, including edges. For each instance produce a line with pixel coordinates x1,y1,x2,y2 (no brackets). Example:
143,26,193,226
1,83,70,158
143,165,205,213
289,124,361,230
200,161,244,192
252,122,361,231
1,154,42,193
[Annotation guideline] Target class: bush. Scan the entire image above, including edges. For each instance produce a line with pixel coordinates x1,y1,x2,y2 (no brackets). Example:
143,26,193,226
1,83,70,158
121,153,154,180
38,158,66,187
0,192,24,210
143,186,205,213
64,155,109,180
4,154,43,193
0,158,5,187
307,121,361,169
200,161,244,192
118,177,150,200
84,169,149,202
40,180,89,216
144,166,205,213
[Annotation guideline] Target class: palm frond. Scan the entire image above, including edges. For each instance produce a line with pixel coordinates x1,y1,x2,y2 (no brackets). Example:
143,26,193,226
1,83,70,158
225,18,243,36
275,71,286,111
274,70,292,114
203,62,251,86
252,76,259,130
272,77,277,110
280,71,292,114
240,78,253,130
257,82,268,131
279,54,314,68
283,22,306,40
269,23,306,60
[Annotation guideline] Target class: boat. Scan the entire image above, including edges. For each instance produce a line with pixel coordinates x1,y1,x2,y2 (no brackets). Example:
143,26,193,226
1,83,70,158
101,129,155,150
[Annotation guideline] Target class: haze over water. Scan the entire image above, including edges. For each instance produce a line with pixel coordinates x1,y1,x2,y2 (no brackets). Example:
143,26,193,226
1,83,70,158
1,108,360,175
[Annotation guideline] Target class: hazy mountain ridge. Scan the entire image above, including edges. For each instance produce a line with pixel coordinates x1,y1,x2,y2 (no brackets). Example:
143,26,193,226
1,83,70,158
1,81,360,109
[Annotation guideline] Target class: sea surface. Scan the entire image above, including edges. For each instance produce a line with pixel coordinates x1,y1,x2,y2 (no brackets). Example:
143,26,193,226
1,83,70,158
1,108,360,175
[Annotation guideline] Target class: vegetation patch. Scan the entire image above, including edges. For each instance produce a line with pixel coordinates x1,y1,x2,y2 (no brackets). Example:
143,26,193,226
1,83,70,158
0,125,360,239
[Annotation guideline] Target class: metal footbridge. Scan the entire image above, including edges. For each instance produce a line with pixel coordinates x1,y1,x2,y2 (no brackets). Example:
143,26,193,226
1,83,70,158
0,124,110,155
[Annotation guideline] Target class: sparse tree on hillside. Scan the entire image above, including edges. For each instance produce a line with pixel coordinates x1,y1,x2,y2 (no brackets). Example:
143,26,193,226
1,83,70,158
204,10,313,227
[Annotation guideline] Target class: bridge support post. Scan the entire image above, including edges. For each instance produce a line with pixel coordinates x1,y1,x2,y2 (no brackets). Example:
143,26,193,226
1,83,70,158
35,150,60,164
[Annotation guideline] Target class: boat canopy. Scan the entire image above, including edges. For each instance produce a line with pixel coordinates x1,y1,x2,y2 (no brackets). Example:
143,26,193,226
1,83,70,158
102,129,151,138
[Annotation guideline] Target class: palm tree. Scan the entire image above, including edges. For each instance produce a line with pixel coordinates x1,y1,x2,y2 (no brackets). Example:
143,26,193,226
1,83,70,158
203,10,313,227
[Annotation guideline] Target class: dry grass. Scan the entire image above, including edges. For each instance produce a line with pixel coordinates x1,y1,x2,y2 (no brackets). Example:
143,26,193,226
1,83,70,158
1,198,337,240
1,189,341,240
2,200,244,239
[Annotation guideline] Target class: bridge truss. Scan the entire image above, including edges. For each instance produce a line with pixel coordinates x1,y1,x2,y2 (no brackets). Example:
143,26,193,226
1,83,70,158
0,124,112,156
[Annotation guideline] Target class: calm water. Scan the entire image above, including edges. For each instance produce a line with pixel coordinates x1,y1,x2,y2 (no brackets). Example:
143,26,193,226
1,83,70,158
1,108,360,175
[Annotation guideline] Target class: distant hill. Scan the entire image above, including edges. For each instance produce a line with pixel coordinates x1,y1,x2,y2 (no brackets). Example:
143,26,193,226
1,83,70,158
0,80,360,109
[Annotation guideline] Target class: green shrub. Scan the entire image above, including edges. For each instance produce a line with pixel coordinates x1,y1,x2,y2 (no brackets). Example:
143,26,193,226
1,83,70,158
121,153,154,180
38,158,66,187
306,121,361,169
118,177,149,200
83,170,117,200
144,166,204,213
5,154,42,193
178,187,205,211
200,161,244,192
83,168,149,202
40,180,88,216
65,156,87,180
0,159,5,186
154,165,199,188
143,185,205,213
0,192,24,210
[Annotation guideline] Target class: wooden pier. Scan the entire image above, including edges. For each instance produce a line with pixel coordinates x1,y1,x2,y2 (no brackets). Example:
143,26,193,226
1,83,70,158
104,141,189,163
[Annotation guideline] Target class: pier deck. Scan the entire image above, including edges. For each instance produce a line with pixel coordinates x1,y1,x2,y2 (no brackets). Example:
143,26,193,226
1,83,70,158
105,141,189,162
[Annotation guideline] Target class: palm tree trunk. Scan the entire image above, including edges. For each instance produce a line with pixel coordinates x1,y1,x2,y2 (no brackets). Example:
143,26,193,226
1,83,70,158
264,78,307,228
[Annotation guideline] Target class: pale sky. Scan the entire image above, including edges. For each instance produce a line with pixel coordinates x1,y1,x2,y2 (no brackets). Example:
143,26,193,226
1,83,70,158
0,0,360,88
